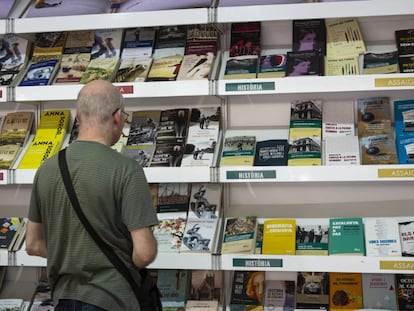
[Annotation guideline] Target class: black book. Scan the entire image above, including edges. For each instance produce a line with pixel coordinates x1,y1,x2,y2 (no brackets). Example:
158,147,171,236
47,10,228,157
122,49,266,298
395,28,414,55
285,50,324,76
253,139,288,166
292,19,326,55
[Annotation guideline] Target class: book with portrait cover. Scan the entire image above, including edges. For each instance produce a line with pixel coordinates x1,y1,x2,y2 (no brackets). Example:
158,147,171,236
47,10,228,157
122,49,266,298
230,271,265,308
221,216,257,254
328,217,365,256
292,19,326,55
362,273,397,310
189,270,222,302
364,217,402,257
0,111,34,147
229,22,261,57
285,50,323,76
329,272,363,310
220,134,256,166
262,218,296,255
157,269,190,308
296,218,329,256
396,273,414,310
296,272,329,310
181,107,221,167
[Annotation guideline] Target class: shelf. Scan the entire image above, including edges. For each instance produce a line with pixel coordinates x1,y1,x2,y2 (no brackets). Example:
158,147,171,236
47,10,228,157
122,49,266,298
0,19,6,34
0,87,8,102
221,254,414,274
216,0,413,23
217,74,414,97
13,8,210,34
0,170,11,185
149,252,215,270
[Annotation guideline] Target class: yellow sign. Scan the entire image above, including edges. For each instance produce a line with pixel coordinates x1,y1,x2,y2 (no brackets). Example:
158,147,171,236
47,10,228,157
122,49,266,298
380,261,414,270
378,168,414,178
375,77,414,87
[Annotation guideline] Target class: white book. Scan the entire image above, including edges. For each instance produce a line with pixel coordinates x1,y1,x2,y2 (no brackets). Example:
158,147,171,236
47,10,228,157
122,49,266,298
322,100,355,137
364,217,402,257
324,136,360,165
398,218,414,257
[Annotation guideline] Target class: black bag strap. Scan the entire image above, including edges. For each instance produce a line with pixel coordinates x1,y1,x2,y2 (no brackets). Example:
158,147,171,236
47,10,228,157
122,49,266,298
58,148,143,304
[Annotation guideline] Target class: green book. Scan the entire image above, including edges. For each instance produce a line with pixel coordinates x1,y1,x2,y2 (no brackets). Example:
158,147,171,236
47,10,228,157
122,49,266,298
328,217,365,256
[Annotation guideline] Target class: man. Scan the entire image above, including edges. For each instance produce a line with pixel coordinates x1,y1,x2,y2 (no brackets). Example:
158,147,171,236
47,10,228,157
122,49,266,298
26,79,158,311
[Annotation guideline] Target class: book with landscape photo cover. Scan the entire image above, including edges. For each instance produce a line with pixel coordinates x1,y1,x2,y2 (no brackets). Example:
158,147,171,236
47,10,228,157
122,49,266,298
220,134,256,166
80,57,119,84
146,54,184,81
362,51,398,74
0,111,34,147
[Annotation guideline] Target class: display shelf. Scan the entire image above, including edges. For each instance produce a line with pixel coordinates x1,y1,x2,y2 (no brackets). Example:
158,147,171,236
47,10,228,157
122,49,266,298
14,249,46,267
216,0,413,23
149,252,215,270
0,86,8,102
0,170,11,185
13,8,210,34
219,164,414,183
0,19,6,34
221,253,414,274
217,74,414,97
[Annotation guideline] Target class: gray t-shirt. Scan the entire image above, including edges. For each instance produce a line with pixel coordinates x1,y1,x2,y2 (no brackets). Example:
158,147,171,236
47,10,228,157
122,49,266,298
28,140,158,311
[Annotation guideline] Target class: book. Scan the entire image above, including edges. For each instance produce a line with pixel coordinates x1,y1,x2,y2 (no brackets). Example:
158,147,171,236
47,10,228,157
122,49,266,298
257,52,286,78
156,108,190,144
189,270,222,302
0,111,34,147
292,19,326,55
362,51,398,74
0,217,23,251
357,96,392,137
91,28,124,60
253,139,288,166
398,219,414,256
157,183,191,214
0,144,22,169
53,52,91,84
396,273,414,310
285,50,323,76
395,28,414,56
359,134,398,165
364,217,402,257
262,279,296,310
146,54,184,81
17,137,63,169
328,217,365,256
322,100,355,137
154,25,188,51
229,22,261,57
329,272,363,310
220,135,256,166
187,183,222,220
398,54,414,73
394,99,414,164
295,218,329,255
221,216,257,254
296,272,329,309
157,269,190,308
31,31,66,63
323,136,360,166
176,53,215,80
181,107,221,167
121,27,157,59
261,218,296,255
35,109,71,140
150,142,184,167
0,34,31,86
255,223,264,255
181,218,218,252
223,55,259,79
288,121,322,166
114,56,153,82
325,55,359,75
362,273,397,310
230,270,265,307
122,144,155,167
80,56,119,83
185,300,219,311
126,110,161,145
18,59,60,86
153,212,187,252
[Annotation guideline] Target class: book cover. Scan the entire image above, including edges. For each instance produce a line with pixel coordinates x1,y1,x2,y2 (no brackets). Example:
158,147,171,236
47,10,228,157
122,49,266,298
325,55,359,75
156,108,190,144
261,218,296,255
362,51,398,74
285,50,323,76
328,217,365,256
53,52,91,84
395,28,414,55
263,279,296,310
229,22,261,57
221,216,257,254
35,109,71,141
185,24,218,55
292,19,326,55
296,272,329,309
152,212,187,252
255,223,264,255
126,110,160,146
357,96,392,137
188,183,222,220
31,31,66,63
157,269,190,308
114,56,153,82
398,219,414,256
364,217,402,257
326,18,366,58
224,55,259,79
253,139,288,166
0,34,30,86
257,53,286,78
154,25,188,50
19,59,60,86
230,270,265,306
150,143,184,167
121,27,156,58
122,144,155,167
181,107,221,167
296,218,329,255
359,134,398,165
146,54,183,81
176,53,215,80
189,270,222,302
63,30,95,54
181,218,219,252
322,100,355,137
91,28,124,60
0,217,23,251
17,138,62,169
324,136,360,166
157,183,191,213
396,273,414,310
398,54,414,73
220,135,256,166
362,273,397,310
394,99,414,164
80,56,119,84
329,272,363,310
0,144,22,169
0,111,34,147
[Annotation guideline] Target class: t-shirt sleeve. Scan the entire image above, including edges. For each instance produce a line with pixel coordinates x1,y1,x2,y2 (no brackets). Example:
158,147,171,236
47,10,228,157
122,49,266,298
28,172,43,223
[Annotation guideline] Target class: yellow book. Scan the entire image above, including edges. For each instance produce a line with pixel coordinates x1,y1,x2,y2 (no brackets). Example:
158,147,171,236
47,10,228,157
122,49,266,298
288,125,322,166
35,109,71,141
329,272,363,310
262,218,296,255
18,138,62,169
220,135,256,166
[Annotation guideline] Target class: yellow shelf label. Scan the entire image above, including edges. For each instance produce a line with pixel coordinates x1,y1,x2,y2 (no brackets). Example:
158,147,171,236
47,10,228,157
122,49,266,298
380,260,414,270
375,77,414,87
378,168,414,178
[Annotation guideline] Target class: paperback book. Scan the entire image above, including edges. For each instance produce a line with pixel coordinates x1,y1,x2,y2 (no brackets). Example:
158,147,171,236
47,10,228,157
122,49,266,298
189,270,222,302
0,217,23,251
396,273,414,310
114,56,153,82
80,57,119,83
261,218,296,255
0,34,30,86
157,269,190,308
220,134,256,166
229,22,261,57
292,19,326,55
362,51,398,74
253,139,288,166
90,28,124,60
153,212,187,252
221,216,257,254
0,111,34,147
156,108,190,144
157,183,191,213
257,52,286,78
364,217,402,257
359,134,398,165
121,27,157,59
394,99,414,164
395,28,414,56
328,217,365,256
357,96,392,137
187,183,222,220
230,270,265,307
296,218,329,255
329,272,363,310
19,59,60,86
362,273,397,310
0,144,22,169
285,50,323,76
263,279,296,311
223,55,259,79
399,219,414,256
146,54,184,81
296,272,329,310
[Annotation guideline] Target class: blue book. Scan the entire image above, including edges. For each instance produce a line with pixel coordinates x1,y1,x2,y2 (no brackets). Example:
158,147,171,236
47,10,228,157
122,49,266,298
19,59,59,86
